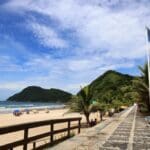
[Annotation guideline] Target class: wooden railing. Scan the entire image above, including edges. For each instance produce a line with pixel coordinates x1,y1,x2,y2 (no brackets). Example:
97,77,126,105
0,117,82,150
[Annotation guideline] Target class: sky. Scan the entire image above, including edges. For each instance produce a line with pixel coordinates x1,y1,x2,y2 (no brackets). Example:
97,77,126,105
0,0,150,100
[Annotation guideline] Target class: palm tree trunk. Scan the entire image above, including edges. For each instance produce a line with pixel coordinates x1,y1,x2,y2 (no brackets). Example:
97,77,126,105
147,98,150,112
85,113,90,125
148,106,150,112
145,95,150,112
99,111,103,121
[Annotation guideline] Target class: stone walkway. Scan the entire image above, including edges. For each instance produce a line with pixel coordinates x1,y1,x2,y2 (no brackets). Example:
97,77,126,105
47,105,150,150
99,106,136,150
133,112,150,150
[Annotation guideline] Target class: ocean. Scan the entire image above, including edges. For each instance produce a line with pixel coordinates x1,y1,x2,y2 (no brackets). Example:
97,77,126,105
0,101,65,114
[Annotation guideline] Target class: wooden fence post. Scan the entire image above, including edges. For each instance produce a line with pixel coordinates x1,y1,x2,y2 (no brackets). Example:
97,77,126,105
78,119,81,133
33,142,36,150
51,123,54,143
67,120,71,137
0,117,81,149
23,128,28,150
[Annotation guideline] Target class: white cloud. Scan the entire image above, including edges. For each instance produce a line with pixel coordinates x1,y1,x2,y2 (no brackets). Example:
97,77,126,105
0,55,23,72
0,52,136,100
29,22,68,48
1,0,150,98
3,0,149,58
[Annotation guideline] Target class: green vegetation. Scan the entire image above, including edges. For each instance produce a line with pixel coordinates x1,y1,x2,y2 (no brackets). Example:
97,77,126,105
7,86,72,103
69,86,93,125
133,63,150,112
7,66,149,122
90,102,109,121
69,70,137,125
89,70,136,105
8,70,140,115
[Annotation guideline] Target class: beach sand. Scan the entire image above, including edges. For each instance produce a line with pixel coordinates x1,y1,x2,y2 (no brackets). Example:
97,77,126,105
0,108,101,150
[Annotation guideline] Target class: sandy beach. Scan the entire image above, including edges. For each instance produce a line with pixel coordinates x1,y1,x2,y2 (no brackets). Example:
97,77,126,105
0,108,101,150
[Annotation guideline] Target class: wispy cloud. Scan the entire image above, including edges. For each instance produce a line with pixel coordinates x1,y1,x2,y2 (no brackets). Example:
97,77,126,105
0,0,149,98
28,22,68,48
3,0,148,58
0,53,135,91
0,55,23,72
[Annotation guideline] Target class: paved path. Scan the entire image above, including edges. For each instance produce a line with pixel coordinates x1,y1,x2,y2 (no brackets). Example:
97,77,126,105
47,105,150,150
133,112,150,150
99,105,136,150
99,106,150,150
47,106,138,150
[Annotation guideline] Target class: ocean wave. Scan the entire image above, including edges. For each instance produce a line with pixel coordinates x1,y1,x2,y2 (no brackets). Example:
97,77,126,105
0,101,65,113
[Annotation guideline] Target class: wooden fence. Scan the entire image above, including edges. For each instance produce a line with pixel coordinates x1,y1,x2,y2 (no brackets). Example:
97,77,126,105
0,117,81,150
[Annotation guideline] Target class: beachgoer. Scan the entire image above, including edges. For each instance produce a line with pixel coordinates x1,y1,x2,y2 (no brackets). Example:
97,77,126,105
90,119,94,127
94,118,97,125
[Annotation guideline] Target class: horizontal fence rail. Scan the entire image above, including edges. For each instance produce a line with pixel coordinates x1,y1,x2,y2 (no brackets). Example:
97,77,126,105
0,117,81,150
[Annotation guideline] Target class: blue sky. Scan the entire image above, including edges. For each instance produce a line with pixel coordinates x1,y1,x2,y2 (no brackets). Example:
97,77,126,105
0,0,149,100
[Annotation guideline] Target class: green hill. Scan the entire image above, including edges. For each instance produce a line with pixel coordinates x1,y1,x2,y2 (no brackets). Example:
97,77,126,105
7,86,72,103
7,70,137,105
82,70,137,105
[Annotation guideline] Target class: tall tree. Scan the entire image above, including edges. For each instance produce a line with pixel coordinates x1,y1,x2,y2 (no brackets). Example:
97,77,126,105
134,63,150,111
112,99,123,113
69,86,93,125
91,102,109,121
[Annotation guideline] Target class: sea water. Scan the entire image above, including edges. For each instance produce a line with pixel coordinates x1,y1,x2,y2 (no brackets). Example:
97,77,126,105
0,101,65,114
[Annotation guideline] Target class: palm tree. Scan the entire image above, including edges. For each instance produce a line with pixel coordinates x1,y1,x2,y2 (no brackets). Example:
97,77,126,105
91,102,109,121
112,99,123,113
134,63,150,111
69,86,93,125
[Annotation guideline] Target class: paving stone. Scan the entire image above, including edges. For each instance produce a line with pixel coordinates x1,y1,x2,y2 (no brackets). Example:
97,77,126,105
47,106,150,150
103,141,128,150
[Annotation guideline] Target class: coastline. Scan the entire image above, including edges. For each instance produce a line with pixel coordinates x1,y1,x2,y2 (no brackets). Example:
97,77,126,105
0,107,101,127
0,101,66,114
0,107,69,127
0,107,102,149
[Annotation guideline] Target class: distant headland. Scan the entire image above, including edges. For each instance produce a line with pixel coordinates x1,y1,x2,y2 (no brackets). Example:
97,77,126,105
7,86,72,103
7,70,136,104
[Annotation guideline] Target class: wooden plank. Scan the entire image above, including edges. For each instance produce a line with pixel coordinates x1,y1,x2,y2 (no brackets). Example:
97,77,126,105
33,142,36,150
0,126,79,149
67,120,71,137
50,123,54,143
23,128,28,150
0,117,81,135
0,139,25,149
0,118,81,149
78,119,81,133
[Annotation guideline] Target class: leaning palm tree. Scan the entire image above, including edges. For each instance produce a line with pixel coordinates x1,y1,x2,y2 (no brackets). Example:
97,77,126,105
69,86,93,125
134,62,150,111
91,101,109,121
112,99,123,113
